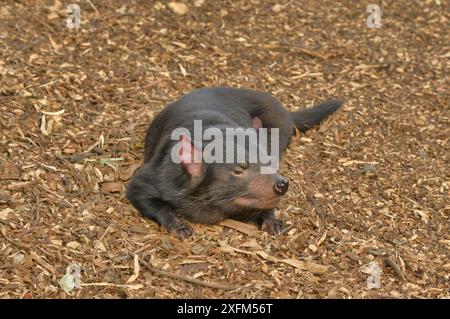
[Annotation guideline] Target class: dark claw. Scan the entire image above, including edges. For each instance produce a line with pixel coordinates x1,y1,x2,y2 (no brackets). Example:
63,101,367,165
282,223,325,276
261,218,285,235
165,219,194,239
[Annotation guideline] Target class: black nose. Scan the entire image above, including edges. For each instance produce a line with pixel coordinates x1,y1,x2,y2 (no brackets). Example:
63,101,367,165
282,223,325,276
274,176,289,195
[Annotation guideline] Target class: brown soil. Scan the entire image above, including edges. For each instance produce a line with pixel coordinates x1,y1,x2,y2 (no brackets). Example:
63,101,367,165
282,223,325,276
0,0,448,298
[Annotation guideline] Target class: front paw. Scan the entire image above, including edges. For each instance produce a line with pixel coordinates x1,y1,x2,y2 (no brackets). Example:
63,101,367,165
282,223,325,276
164,218,194,239
261,218,285,235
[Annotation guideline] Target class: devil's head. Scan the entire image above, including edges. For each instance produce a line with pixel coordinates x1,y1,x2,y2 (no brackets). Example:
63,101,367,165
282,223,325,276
171,120,289,213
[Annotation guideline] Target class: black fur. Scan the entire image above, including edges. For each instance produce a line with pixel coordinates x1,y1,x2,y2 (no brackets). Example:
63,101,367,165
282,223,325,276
127,87,342,239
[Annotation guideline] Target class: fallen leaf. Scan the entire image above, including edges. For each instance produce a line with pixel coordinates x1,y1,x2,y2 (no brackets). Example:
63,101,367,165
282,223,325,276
51,239,63,246
47,11,59,20
194,0,205,7
219,219,259,236
59,264,81,293
361,262,382,289
272,4,283,12
66,241,81,250
280,258,329,274
101,182,124,193
180,262,209,273
168,2,188,15
96,241,106,252
0,208,12,221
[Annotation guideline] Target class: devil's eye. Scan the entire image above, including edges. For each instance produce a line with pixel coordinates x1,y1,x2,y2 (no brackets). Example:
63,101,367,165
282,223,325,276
232,168,244,176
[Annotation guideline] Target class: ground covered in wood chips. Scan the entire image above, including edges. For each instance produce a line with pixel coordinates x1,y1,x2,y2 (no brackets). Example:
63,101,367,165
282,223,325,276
0,0,448,299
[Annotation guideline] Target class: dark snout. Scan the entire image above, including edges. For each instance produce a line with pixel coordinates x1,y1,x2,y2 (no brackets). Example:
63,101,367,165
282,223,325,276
273,175,289,195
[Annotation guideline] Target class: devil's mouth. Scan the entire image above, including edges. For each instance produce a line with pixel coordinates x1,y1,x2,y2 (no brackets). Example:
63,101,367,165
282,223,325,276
233,195,281,209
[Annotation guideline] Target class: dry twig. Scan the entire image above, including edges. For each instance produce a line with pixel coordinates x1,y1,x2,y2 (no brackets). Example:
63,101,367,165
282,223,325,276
134,254,238,291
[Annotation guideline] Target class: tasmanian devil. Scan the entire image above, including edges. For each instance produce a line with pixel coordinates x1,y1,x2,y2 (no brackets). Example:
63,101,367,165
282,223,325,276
127,87,342,239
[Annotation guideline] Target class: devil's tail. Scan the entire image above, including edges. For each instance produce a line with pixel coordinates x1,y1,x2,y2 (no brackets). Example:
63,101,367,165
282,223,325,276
290,100,343,132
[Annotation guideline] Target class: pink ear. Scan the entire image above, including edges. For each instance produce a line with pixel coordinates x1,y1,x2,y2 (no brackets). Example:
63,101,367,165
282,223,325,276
179,134,202,177
252,117,262,129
